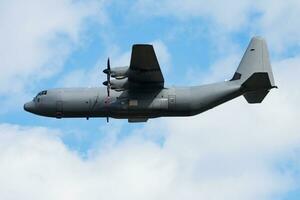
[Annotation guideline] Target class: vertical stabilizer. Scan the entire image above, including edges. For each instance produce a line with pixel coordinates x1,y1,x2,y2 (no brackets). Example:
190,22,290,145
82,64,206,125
231,37,277,103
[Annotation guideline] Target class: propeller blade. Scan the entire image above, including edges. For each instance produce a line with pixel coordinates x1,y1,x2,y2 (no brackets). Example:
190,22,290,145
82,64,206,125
105,57,111,122
106,57,111,97
107,58,111,71
107,86,110,96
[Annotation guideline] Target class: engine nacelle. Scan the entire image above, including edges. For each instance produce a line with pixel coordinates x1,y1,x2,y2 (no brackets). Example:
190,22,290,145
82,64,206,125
103,78,128,91
103,66,129,80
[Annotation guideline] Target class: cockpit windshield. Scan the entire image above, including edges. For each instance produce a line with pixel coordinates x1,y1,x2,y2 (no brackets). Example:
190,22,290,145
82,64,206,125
33,90,47,101
38,90,47,96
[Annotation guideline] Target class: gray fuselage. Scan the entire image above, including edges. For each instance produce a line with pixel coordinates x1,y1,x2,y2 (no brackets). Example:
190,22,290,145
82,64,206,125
24,81,242,120
24,37,277,122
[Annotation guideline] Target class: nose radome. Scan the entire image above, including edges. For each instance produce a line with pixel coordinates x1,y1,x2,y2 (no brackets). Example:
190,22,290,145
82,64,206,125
24,101,35,113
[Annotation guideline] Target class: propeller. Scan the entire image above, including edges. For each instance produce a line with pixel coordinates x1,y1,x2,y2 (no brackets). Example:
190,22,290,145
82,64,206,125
106,58,111,97
104,58,111,123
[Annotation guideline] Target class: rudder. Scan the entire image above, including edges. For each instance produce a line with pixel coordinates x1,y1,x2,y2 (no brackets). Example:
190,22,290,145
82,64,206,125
231,37,277,103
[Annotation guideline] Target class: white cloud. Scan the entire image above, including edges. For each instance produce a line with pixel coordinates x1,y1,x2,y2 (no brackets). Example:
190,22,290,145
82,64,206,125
0,55,299,199
0,123,173,200
131,0,300,54
1,1,300,199
132,0,253,31
256,0,300,52
199,54,240,84
0,0,105,96
151,40,172,72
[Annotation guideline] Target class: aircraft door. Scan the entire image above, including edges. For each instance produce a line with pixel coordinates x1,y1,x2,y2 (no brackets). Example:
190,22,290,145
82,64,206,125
168,95,176,110
56,101,63,118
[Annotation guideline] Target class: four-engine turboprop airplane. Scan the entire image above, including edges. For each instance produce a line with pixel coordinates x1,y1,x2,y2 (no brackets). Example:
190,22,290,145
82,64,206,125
24,37,277,122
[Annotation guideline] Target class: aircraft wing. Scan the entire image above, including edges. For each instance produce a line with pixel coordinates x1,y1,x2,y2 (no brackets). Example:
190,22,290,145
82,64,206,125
128,44,164,89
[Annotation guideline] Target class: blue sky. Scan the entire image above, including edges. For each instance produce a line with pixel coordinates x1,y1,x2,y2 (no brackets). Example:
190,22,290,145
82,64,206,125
1,0,300,199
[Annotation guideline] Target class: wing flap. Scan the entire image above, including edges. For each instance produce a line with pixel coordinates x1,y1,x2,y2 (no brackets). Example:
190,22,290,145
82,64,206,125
128,118,149,123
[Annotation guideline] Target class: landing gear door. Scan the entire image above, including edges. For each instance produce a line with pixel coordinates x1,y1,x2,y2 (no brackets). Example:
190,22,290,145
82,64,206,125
168,95,176,110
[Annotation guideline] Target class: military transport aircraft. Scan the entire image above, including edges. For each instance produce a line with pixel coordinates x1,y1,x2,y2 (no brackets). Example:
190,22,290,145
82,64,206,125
24,37,277,123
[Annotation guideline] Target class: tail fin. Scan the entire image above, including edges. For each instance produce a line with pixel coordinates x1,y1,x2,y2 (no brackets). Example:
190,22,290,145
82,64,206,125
231,37,277,103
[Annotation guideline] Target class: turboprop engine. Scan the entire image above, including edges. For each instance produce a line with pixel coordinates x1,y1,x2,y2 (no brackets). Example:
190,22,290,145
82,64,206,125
103,66,129,80
103,78,128,91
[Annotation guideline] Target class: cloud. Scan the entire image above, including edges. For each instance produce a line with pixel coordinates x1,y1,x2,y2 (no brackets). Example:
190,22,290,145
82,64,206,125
0,123,172,200
0,54,299,199
151,40,172,72
160,56,300,198
0,0,105,99
1,1,300,199
131,0,300,54
132,0,253,31
256,0,300,52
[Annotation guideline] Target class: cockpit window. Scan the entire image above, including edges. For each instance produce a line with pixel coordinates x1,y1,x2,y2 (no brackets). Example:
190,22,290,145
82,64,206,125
33,90,47,101
38,90,47,96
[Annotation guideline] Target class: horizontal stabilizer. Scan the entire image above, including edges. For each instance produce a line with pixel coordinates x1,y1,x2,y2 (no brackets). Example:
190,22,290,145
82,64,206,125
243,90,270,104
241,72,274,91
241,72,277,104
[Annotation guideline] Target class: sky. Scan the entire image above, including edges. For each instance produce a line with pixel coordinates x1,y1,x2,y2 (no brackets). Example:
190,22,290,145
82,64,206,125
0,0,300,199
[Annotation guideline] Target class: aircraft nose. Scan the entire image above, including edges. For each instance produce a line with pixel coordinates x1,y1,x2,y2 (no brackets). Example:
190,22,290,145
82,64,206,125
24,101,35,113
